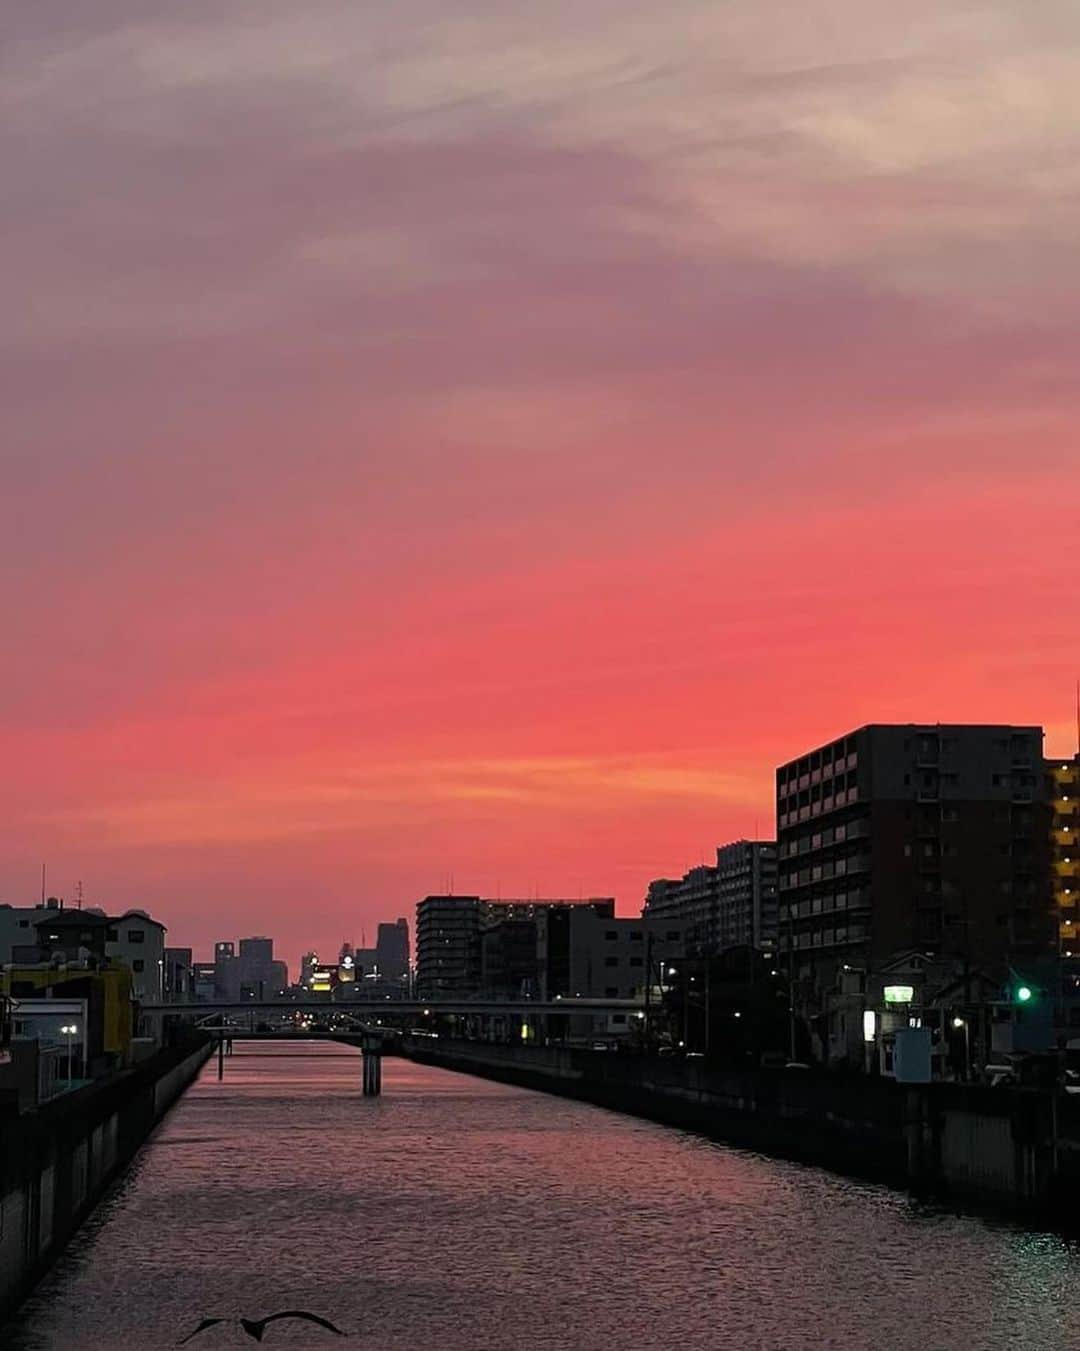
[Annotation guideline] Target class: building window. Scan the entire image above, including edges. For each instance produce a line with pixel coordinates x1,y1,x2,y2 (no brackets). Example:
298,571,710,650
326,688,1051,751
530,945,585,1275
629,956,644,967
604,956,618,968
132,959,145,972
605,930,618,940
630,931,643,942
665,930,680,941
127,930,145,943
605,986,619,997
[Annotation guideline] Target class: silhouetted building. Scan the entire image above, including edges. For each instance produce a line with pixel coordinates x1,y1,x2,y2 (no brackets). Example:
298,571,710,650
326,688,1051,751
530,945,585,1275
270,959,289,992
539,907,683,1000
192,961,216,1001
776,725,1054,999
645,841,778,954
416,897,484,997
214,941,239,999
644,866,717,950
164,947,193,1001
416,896,616,998
27,910,111,962
300,951,318,988
376,918,410,983
481,918,539,997
1,900,167,1001
237,936,274,998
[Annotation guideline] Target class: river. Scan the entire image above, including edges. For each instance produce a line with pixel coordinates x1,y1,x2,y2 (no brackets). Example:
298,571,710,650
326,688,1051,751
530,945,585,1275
4,1042,1080,1349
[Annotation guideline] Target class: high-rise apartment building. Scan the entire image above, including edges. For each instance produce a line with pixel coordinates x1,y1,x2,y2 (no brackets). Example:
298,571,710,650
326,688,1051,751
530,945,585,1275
776,725,1053,991
1047,752,1080,954
644,866,718,950
415,896,616,998
644,841,778,954
416,897,483,997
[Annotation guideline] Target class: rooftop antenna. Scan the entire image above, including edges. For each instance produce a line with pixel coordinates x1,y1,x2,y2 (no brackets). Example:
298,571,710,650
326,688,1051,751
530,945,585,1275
1075,677,1079,757
40,862,45,905
75,880,83,910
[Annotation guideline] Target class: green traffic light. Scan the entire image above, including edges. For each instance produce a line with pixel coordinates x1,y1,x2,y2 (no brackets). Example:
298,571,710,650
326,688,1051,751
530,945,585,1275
1016,985,1033,1003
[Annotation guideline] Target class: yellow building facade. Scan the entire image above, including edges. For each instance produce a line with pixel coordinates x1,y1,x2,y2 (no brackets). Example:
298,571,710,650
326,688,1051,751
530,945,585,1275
0,964,135,1065
1049,754,1080,954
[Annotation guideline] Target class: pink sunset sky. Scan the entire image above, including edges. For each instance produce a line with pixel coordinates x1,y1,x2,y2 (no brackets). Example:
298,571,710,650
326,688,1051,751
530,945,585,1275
3,1,1079,967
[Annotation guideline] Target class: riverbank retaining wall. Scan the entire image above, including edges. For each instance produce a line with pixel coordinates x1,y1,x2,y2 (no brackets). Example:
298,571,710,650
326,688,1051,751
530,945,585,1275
404,1039,1080,1218
0,1035,212,1321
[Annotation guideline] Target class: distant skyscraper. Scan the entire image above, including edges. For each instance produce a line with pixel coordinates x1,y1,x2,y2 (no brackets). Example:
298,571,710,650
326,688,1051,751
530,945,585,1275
338,941,356,983
214,940,239,999
376,918,409,983
238,936,274,997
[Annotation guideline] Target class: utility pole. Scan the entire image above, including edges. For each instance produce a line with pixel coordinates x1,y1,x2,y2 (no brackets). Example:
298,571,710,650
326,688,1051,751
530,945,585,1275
787,902,797,1061
643,930,653,1054
704,957,711,1060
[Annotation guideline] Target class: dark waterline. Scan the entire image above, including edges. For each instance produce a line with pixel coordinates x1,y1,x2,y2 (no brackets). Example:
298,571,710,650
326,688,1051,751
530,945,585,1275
4,1042,1080,1350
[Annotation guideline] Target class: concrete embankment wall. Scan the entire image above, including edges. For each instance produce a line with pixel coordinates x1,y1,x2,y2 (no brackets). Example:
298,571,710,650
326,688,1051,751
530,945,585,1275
0,1036,212,1321
404,1039,1080,1219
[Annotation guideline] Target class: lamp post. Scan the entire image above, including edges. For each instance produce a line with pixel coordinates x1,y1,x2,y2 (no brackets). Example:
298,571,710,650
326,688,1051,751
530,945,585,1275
59,1023,78,1085
952,1015,970,1081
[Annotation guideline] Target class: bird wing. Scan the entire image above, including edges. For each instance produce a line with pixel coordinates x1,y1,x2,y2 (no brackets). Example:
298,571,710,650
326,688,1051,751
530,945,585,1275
177,1318,228,1345
252,1310,346,1336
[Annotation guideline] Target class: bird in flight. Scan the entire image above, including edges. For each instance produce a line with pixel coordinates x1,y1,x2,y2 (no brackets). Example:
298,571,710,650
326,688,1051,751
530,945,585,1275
178,1311,347,1343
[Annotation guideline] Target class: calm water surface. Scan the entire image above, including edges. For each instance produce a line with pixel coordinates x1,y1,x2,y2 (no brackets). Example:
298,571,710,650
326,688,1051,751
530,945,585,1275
4,1043,1080,1349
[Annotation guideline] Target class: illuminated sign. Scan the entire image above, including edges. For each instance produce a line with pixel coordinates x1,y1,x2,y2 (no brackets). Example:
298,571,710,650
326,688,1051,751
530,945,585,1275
883,985,915,1004
862,1010,877,1042
310,964,336,992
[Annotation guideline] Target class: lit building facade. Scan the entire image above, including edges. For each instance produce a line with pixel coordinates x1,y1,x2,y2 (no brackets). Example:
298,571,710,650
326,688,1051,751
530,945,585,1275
1047,753,1080,954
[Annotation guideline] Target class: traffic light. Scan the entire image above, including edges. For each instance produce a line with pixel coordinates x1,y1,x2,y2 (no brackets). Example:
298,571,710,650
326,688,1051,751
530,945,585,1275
1015,984,1034,1004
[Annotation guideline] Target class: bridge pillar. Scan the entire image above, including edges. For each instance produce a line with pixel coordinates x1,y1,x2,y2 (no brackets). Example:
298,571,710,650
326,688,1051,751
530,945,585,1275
361,1035,382,1096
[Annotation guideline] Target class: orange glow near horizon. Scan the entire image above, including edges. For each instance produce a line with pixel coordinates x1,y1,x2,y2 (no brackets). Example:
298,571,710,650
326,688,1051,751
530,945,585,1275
3,3,1080,960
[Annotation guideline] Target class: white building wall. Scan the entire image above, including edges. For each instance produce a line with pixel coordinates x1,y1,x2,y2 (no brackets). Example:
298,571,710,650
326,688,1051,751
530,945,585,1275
106,911,166,1002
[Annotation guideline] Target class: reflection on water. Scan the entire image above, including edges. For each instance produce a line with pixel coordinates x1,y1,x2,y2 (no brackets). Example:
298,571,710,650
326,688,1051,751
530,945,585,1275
5,1042,1080,1349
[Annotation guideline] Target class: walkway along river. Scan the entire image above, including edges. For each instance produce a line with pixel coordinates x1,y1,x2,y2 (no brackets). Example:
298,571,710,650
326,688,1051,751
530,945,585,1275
4,1042,1080,1350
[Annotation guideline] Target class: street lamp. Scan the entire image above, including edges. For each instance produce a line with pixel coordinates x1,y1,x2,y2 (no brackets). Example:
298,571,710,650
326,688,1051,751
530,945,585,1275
951,1015,970,1081
59,1023,79,1084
